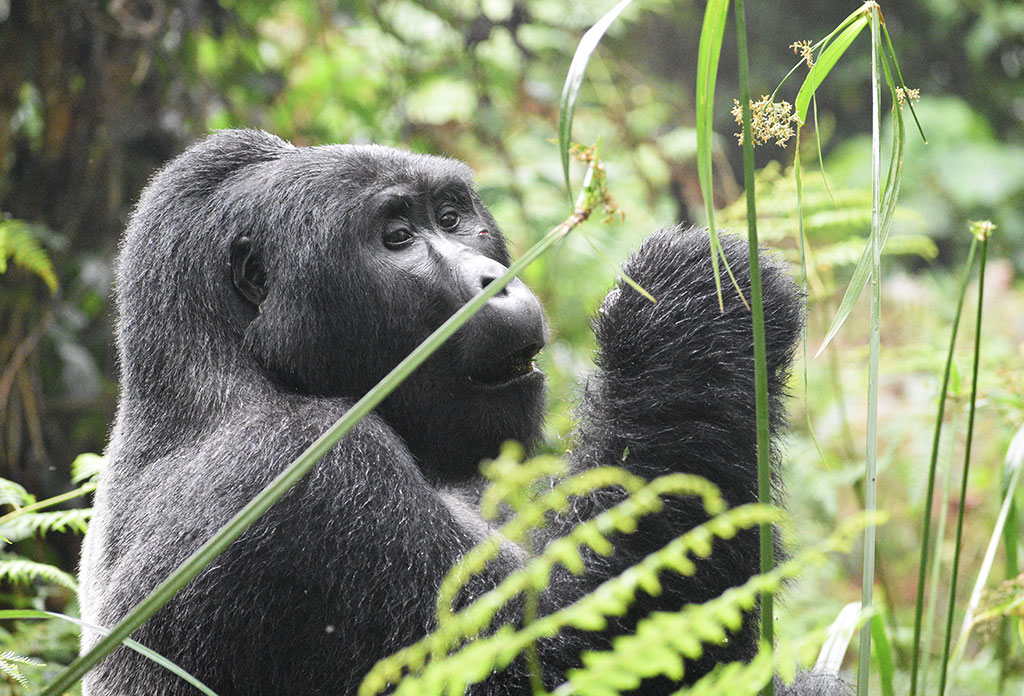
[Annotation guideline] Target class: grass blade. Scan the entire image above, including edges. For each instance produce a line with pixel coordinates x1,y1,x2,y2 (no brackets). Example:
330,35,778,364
871,609,895,696
733,3,775,694
794,15,868,125
695,0,733,311
814,602,864,674
557,0,635,200
949,420,1024,688
998,426,1021,690
937,229,990,696
0,610,219,696
908,236,979,696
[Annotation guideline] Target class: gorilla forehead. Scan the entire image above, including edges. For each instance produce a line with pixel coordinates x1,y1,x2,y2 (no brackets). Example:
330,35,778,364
219,142,479,230
315,143,475,189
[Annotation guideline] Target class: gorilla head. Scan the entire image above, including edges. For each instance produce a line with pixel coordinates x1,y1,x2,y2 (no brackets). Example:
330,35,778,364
115,129,546,482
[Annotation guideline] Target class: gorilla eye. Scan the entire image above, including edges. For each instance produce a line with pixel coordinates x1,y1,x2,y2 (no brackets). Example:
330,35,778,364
383,226,413,250
438,209,460,230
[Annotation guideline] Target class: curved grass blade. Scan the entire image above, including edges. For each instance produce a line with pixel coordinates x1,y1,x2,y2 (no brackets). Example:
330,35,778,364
0,610,220,696
815,60,906,356
948,422,1024,685
558,0,636,200
815,602,865,674
794,15,868,125
881,26,926,143
695,0,749,311
871,609,895,696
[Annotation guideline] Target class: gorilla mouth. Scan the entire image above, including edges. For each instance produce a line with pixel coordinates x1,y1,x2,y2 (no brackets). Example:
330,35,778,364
468,342,543,386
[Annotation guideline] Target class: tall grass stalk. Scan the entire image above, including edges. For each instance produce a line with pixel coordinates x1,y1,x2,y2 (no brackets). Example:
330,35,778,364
857,4,882,694
732,4,775,695
920,417,959,696
909,236,980,696
937,228,990,696
39,159,609,696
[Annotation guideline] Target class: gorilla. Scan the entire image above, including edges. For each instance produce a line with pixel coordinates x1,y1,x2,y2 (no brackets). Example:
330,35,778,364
79,129,844,695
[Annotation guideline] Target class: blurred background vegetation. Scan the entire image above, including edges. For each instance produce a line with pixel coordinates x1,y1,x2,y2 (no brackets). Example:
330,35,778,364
1,0,1022,692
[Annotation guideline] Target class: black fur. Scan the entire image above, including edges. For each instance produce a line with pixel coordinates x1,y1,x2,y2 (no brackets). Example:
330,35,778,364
79,129,847,695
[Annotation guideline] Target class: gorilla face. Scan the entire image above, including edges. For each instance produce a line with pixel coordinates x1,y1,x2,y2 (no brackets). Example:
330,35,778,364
230,145,547,481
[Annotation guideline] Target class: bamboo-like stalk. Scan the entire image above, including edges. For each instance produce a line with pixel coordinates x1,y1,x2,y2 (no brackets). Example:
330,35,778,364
732,5,774,696
39,161,607,696
857,4,882,694
937,231,990,696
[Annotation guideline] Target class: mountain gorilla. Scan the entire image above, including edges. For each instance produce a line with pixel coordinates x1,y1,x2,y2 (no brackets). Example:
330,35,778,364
79,129,844,695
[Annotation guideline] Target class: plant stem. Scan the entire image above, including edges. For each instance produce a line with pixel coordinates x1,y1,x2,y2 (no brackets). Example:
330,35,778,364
908,237,979,696
937,233,988,696
0,481,97,527
733,3,774,695
857,4,881,694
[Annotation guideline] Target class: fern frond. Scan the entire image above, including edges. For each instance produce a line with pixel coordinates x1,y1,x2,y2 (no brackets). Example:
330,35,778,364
0,657,32,688
0,651,44,690
70,452,105,485
815,233,937,268
0,554,78,591
0,478,34,510
0,219,58,293
0,508,93,543
363,500,777,696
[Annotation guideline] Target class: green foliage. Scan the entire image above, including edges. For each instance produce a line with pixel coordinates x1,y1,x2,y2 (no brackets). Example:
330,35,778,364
0,651,44,690
359,445,877,696
0,220,57,293
0,557,76,593
0,453,101,598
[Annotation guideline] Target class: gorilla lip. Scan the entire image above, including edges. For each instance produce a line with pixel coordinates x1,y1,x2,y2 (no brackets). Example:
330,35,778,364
467,342,543,387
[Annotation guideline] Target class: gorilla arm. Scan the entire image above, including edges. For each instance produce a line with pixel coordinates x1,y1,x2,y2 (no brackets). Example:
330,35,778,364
548,226,803,680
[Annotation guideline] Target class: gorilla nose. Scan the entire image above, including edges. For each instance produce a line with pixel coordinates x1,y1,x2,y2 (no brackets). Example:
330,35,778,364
459,256,547,383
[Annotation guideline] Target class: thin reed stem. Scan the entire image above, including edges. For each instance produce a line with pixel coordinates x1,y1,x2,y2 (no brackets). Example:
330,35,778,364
857,4,881,694
734,2,775,694
937,233,989,696
909,237,979,696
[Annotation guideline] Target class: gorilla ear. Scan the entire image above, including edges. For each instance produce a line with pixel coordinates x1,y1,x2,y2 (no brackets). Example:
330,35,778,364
230,236,268,308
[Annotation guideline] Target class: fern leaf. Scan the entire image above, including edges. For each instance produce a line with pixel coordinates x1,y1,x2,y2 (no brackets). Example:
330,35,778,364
71,452,105,485
0,554,78,591
0,219,58,293
0,508,93,542
0,478,34,509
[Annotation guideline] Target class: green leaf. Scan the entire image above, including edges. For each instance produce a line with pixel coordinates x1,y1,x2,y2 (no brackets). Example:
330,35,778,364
0,219,58,293
0,609,220,696
695,0,730,307
0,508,93,542
0,555,78,590
557,0,636,200
794,15,868,125
71,452,105,484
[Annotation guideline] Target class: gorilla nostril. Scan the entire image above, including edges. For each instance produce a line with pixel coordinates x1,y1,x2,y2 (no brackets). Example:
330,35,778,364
481,275,509,296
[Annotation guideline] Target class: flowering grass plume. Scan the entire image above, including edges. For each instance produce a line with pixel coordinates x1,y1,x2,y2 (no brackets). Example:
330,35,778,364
895,86,920,107
731,96,799,148
790,40,814,68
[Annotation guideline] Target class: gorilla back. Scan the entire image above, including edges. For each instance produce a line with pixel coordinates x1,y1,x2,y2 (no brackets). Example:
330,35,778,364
79,130,831,695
